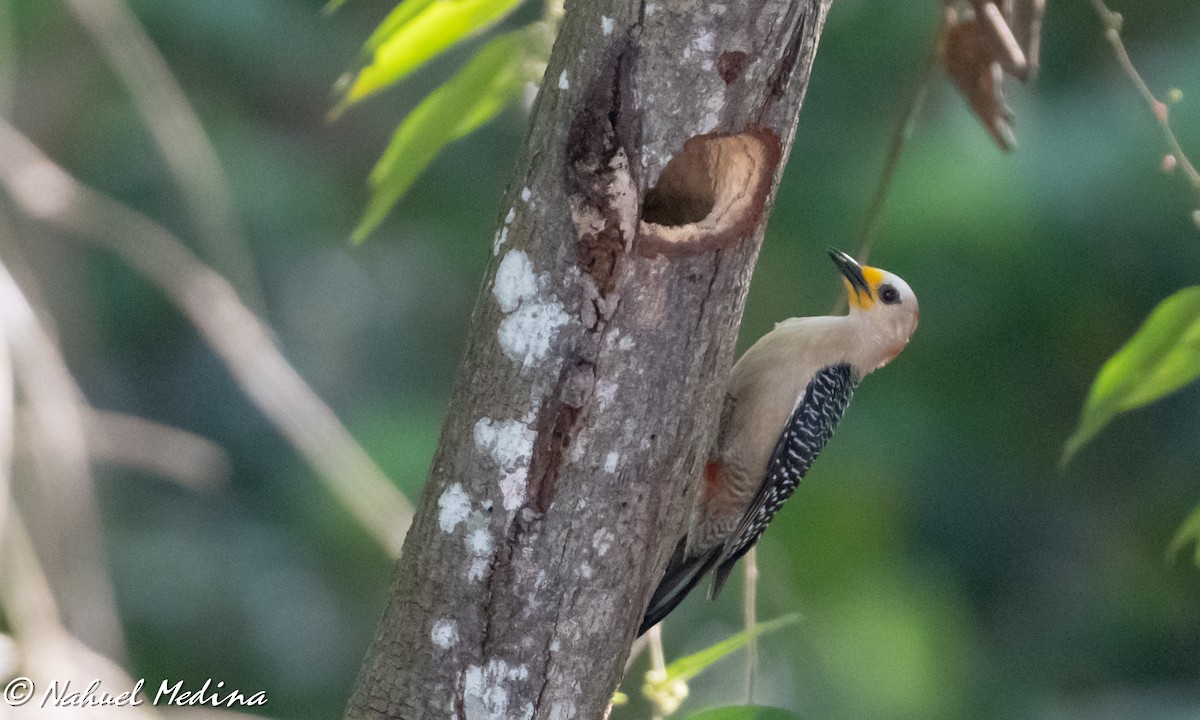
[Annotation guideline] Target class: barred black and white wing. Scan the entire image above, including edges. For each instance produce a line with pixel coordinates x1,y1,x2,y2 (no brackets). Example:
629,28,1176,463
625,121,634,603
708,363,857,597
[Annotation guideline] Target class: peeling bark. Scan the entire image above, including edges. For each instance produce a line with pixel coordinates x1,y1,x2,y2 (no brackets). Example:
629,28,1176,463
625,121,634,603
342,2,832,719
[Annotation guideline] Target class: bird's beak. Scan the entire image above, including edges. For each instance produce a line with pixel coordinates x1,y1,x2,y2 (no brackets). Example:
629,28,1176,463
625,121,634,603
828,248,872,302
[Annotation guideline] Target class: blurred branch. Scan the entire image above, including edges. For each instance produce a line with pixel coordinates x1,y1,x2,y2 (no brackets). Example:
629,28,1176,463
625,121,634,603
0,120,414,556
1088,0,1200,215
0,254,125,659
855,32,943,266
60,0,267,312
0,511,156,720
1,512,258,720
22,408,231,491
831,18,942,316
646,624,670,720
0,253,12,558
742,546,758,703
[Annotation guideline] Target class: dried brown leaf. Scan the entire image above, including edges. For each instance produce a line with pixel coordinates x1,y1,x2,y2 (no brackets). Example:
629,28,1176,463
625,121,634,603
942,13,1016,150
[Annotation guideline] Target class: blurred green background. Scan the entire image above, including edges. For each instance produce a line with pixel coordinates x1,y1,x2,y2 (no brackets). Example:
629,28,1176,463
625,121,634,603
2,0,1200,718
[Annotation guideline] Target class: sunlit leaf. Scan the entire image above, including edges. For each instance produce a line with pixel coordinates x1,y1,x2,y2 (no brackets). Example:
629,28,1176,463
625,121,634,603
343,0,525,106
364,0,441,52
666,614,802,684
1063,286,1200,463
352,25,541,242
1168,504,1200,566
683,706,805,720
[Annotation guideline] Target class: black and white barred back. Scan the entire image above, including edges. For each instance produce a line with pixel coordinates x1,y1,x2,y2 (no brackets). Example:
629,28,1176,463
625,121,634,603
709,362,857,596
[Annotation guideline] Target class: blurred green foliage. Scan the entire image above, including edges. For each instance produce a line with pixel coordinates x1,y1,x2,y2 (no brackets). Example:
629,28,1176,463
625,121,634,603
1065,285,1200,463
332,0,549,240
644,615,801,717
3,0,1200,719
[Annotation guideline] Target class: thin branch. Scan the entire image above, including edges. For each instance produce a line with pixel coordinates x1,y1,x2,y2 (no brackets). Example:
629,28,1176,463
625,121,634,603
831,21,942,316
0,254,125,660
854,41,942,265
79,408,231,491
742,546,759,703
61,0,267,311
1088,0,1200,212
0,120,414,556
648,624,668,720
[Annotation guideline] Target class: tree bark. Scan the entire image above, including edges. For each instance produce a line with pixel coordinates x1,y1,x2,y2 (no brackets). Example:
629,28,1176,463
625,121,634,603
342,1,832,718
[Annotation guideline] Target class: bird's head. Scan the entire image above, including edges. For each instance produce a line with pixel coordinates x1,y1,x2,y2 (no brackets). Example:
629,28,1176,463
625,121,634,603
828,248,919,371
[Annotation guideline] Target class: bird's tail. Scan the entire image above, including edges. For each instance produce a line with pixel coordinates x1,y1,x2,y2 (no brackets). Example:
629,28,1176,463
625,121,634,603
638,537,722,635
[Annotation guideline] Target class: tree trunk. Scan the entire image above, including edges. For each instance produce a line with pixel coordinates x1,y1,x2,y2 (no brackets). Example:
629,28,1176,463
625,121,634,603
342,1,832,718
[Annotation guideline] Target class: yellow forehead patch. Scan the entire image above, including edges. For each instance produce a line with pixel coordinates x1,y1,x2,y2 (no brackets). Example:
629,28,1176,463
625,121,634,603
862,266,885,288
844,265,886,310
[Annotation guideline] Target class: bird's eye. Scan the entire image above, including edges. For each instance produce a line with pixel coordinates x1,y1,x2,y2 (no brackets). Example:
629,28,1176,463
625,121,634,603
879,285,901,305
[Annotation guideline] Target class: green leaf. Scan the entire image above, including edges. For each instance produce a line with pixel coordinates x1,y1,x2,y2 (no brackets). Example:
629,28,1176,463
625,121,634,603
342,0,525,105
1063,286,1200,464
363,0,441,52
352,26,539,242
1168,504,1200,566
683,707,805,720
662,614,802,684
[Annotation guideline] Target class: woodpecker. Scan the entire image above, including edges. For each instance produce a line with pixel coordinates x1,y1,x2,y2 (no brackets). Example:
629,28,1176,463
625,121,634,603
640,248,919,634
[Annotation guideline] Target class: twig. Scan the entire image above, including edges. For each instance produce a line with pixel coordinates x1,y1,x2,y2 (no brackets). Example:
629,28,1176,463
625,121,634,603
624,632,649,674
831,20,942,315
742,546,758,702
1088,0,1200,212
0,120,414,556
0,254,126,660
648,623,668,720
854,42,942,266
79,409,231,491
61,0,267,312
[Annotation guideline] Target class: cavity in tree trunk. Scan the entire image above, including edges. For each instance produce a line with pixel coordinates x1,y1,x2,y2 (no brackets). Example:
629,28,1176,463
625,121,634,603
342,2,833,718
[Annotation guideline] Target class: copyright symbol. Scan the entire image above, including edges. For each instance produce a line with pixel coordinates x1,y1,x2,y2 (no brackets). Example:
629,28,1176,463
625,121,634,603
4,676,34,706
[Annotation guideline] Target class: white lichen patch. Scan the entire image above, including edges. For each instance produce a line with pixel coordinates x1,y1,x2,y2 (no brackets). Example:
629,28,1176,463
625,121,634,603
492,250,570,369
558,69,569,90
431,619,459,649
594,379,618,408
493,250,538,313
499,300,570,369
601,15,613,35
548,701,577,720
463,660,531,720
592,527,615,556
438,483,471,533
520,186,532,202
474,418,535,472
580,562,593,579
604,451,620,474
474,417,536,511
505,207,516,224
467,525,493,556
466,512,494,581
492,226,509,255
618,335,635,351
692,30,715,53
